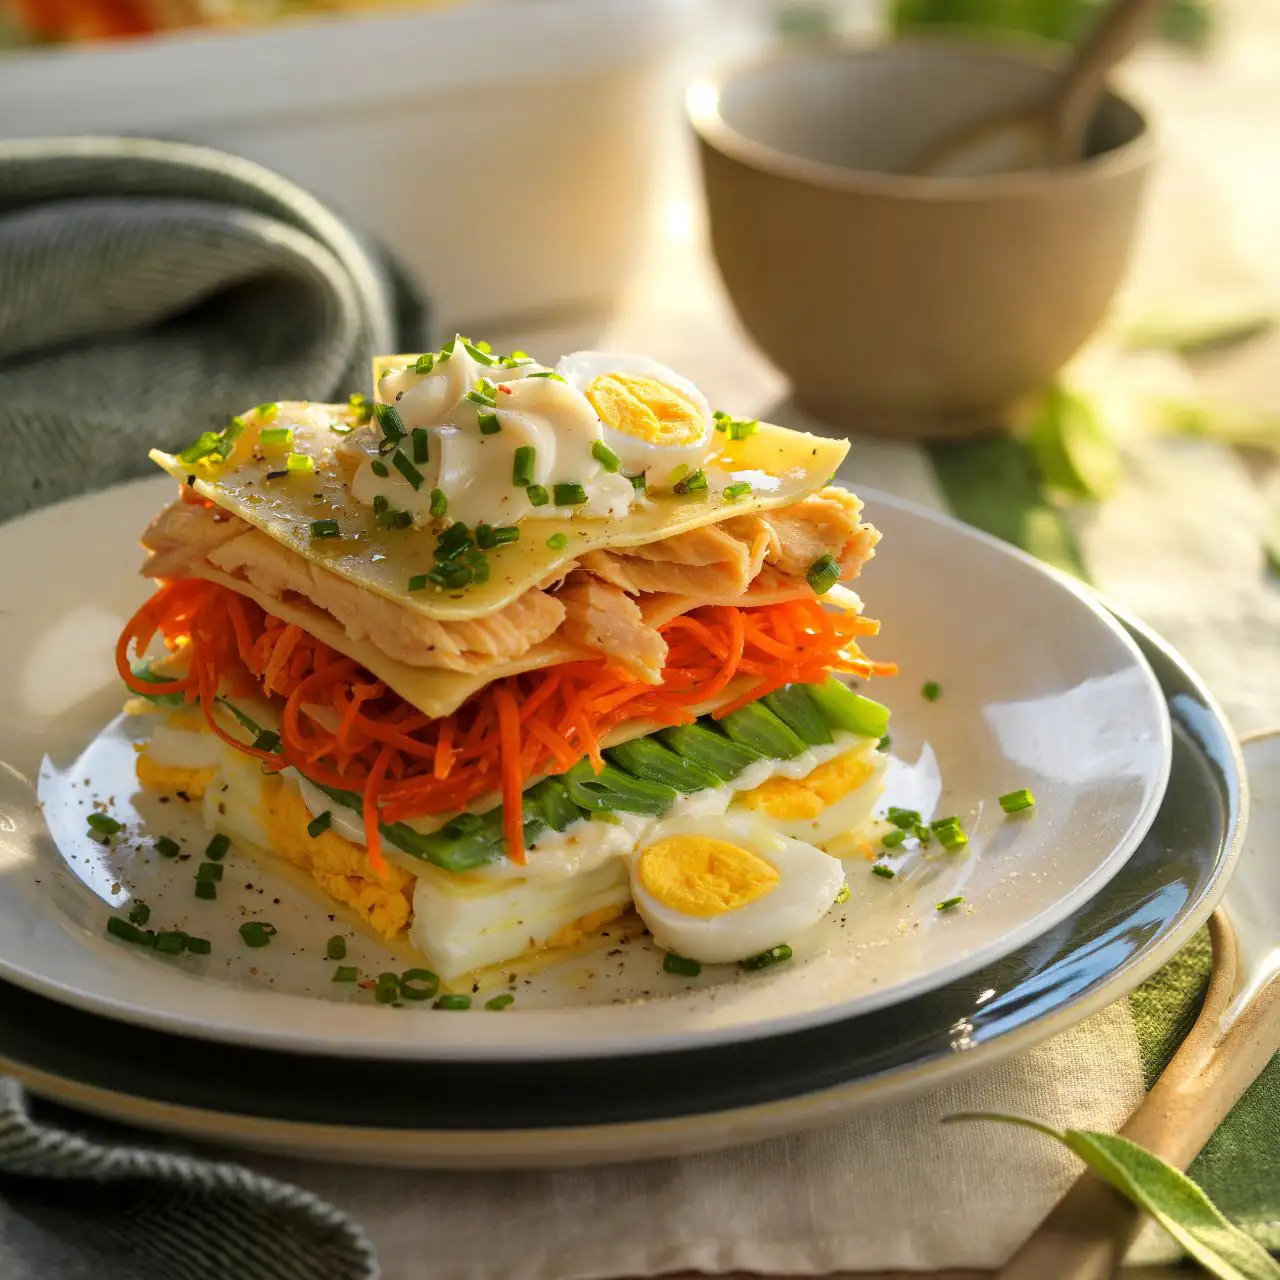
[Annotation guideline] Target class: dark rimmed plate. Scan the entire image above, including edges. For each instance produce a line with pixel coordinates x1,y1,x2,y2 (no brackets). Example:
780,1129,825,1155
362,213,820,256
0,610,1244,1168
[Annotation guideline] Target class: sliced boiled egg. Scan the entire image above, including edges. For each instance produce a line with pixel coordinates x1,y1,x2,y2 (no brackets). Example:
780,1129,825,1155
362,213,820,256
557,351,714,491
629,812,845,964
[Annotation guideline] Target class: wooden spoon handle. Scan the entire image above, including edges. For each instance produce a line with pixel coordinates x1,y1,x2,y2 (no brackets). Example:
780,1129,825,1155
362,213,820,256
996,910,1280,1280
1050,0,1164,164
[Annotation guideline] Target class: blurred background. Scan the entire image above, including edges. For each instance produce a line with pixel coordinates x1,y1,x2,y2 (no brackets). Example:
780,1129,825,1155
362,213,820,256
2,0,1278,714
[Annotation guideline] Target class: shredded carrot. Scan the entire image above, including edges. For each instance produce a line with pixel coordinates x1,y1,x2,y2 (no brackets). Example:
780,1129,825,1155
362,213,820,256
116,579,895,876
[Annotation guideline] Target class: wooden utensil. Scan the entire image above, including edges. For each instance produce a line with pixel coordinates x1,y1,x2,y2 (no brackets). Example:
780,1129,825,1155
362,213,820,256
915,0,1164,177
996,728,1280,1280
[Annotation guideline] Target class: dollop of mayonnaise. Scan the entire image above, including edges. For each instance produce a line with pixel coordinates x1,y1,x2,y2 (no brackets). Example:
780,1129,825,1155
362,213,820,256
344,339,637,529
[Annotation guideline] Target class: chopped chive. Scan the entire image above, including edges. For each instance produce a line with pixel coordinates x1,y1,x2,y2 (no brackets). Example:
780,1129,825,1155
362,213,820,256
937,895,965,912
186,936,211,956
475,524,519,549
370,460,389,478
485,993,516,1011
326,934,347,960
411,427,430,464
512,445,536,487
913,823,932,845
663,953,702,977
256,402,279,420
475,523,496,550
309,519,341,539
373,496,389,517
1000,788,1036,814
239,921,276,948
937,825,969,852
881,829,907,849
375,972,400,1003
194,880,216,900
205,833,230,861
871,864,897,879
526,483,549,507
673,469,708,495
391,451,424,490
399,968,440,1001
87,812,123,837
834,883,851,905
434,522,473,558
413,352,435,375
215,416,246,459
591,440,621,472
886,807,922,830
922,681,942,702
390,510,413,529
178,431,222,464
740,944,793,971
463,549,491,585
526,370,566,382
434,994,472,1010
196,862,223,882
547,533,569,550
878,734,892,751
286,452,315,474
930,816,962,832
348,392,373,424
553,481,588,506
806,553,841,595
437,335,457,360
465,388,497,409
463,340,497,366
155,836,181,859
154,931,187,954
373,402,406,441
253,729,281,753
428,488,448,518
107,916,147,944
628,473,647,493
307,811,333,838
426,561,474,589
408,574,428,592
478,412,501,435
729,417,759,441
723,480,753,502
128,902,151,926
259,426,293,449
333,965,359,982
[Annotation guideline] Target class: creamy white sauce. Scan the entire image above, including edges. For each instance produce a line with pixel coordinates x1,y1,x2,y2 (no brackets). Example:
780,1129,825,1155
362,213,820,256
346,342,639,529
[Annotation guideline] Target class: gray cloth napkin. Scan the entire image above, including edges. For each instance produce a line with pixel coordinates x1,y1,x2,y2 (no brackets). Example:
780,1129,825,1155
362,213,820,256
0,134,429,523
0,1079,376,1279
0,133,432,1276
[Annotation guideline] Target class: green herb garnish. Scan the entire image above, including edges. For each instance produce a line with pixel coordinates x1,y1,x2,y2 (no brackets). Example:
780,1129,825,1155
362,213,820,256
128,902,151,925
512,445,536,487
177,431,222,464
806,553,841,595
413,352,435,375
155,836,180,859
673,469,707,495
307,811,333,838
391,451,424,490
186,936,212,956
663,953,702,977
922,680,942,701
485,993,516,1011
286,452,314,474
591,440,621,472
871,864,897,879
881,829,907,849
886,807,922,830
999,788,1036,814
526,483,549,507
628,473,647,493
723,480,753,502
373,402,406,442
309,519,341,540
428,488,448,519
411,427,430,464
196,862,223,883
399,968,440,1001
326,935,347,960
194,880,216,900
205,833,230,861
239,921,277,948
740,944,793,971
554,482,588,506
259,425,293,450
434,994,472,1010
937,895,965,911
546,533,569,550
478,412,501,435
87,812,123,838
370,460,389,478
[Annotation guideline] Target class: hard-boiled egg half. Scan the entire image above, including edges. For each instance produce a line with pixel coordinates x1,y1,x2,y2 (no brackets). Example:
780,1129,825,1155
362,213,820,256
629,812,845,964
557,351,715,493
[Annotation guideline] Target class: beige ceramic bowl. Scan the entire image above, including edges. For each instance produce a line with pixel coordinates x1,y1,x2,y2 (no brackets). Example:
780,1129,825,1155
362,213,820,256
688,38,1154,437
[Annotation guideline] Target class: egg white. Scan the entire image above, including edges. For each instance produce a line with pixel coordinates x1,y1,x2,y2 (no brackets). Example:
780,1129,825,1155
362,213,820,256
556,351,715,488
628,813,846,965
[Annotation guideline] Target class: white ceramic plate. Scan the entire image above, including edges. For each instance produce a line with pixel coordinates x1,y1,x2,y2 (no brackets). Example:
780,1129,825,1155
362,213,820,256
0,476,1171,1061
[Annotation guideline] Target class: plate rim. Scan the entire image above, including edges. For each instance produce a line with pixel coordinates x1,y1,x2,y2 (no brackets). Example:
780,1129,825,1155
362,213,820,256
0,608,1246,1167
0,479,1174,1061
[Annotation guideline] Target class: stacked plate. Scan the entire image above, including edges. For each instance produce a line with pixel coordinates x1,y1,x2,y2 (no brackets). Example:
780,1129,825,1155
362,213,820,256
0,477,1245,1168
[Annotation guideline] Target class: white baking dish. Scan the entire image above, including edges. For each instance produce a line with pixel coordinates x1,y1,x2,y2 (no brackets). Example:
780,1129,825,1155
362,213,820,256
0,0,694,328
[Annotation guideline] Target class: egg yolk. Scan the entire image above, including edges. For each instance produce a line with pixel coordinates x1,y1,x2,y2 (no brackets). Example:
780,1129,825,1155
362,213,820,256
739,750,877,820
262,780,413,940
135,750,215,800
585,373,705,447
638,835,779,918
